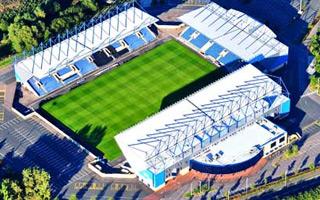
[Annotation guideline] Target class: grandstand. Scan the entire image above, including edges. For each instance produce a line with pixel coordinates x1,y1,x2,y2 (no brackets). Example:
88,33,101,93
116,64,290,190
14,2,158,97
178,2,289,72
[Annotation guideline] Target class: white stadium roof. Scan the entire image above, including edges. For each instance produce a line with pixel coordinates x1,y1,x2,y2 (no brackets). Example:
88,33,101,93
116,64,287,174
178,2,288,63
14,4,158,83
194,118,286,165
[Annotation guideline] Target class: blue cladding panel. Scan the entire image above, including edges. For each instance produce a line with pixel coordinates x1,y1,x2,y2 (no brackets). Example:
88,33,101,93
15,72,22,82
238,118,246,127
139,169,165,188
219,128,228,137
249,54,265,63
153,171,165,188
139,169,153,181
264,95,278,107
280,99,290,114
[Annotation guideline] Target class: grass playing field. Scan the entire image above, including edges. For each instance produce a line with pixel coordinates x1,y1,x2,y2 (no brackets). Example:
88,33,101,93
41,40,224,160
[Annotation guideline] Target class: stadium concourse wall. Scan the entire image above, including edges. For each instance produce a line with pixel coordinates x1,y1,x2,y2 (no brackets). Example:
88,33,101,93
190,150,264,174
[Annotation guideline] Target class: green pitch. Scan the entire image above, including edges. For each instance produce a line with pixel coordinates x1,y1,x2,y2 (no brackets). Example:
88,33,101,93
41,40,223,160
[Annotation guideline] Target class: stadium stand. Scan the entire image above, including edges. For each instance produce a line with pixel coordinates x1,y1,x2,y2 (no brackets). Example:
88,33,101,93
124,32,146,50
179,2,288,71
27,77,47,96
14,2,158,97
39,75,63,93
190,33,209,49
92,49,114,67
140,27,156,43
74,58,97,75
111,41,130,57
218,52,240,65
181,27,196,41
116,64,290,190
205,43,225,59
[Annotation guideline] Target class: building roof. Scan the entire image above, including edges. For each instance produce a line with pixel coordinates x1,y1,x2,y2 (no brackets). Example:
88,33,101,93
178,2,288,66
14,4,158,83
115,64,286,174
194,118,286,165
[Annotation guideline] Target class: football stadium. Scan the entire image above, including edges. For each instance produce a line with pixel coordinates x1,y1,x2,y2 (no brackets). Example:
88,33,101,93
14,1,291,190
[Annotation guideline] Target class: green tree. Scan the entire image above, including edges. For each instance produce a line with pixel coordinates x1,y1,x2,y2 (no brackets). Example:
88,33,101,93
311,31,320,58
8,23,38,52
309,163,316,171
22,167,51,200
34,6,46,18
69,194,77,200
50,18,68,33
310,75,320,92
80,0,98,11
0,179,23,200
0,19,8,32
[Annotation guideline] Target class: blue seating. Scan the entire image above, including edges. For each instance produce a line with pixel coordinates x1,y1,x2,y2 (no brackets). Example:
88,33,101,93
57,66,72,77
111,41,122,49
110,42,129,57
124,33,145,50
219,53,240,65
190,33,209,49
40,75,63,93
63,74,80,84
74,59,97,75
181,27,196,41
140,27,156,42
27,77,47,96
205,43,224,59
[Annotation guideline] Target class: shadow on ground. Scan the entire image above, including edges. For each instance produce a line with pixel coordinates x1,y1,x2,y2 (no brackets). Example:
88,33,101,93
36,108,105,158
0,134,87,198
160,68,227,110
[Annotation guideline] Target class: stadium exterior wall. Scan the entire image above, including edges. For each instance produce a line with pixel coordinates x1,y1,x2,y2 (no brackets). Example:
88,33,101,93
189,150,264,174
